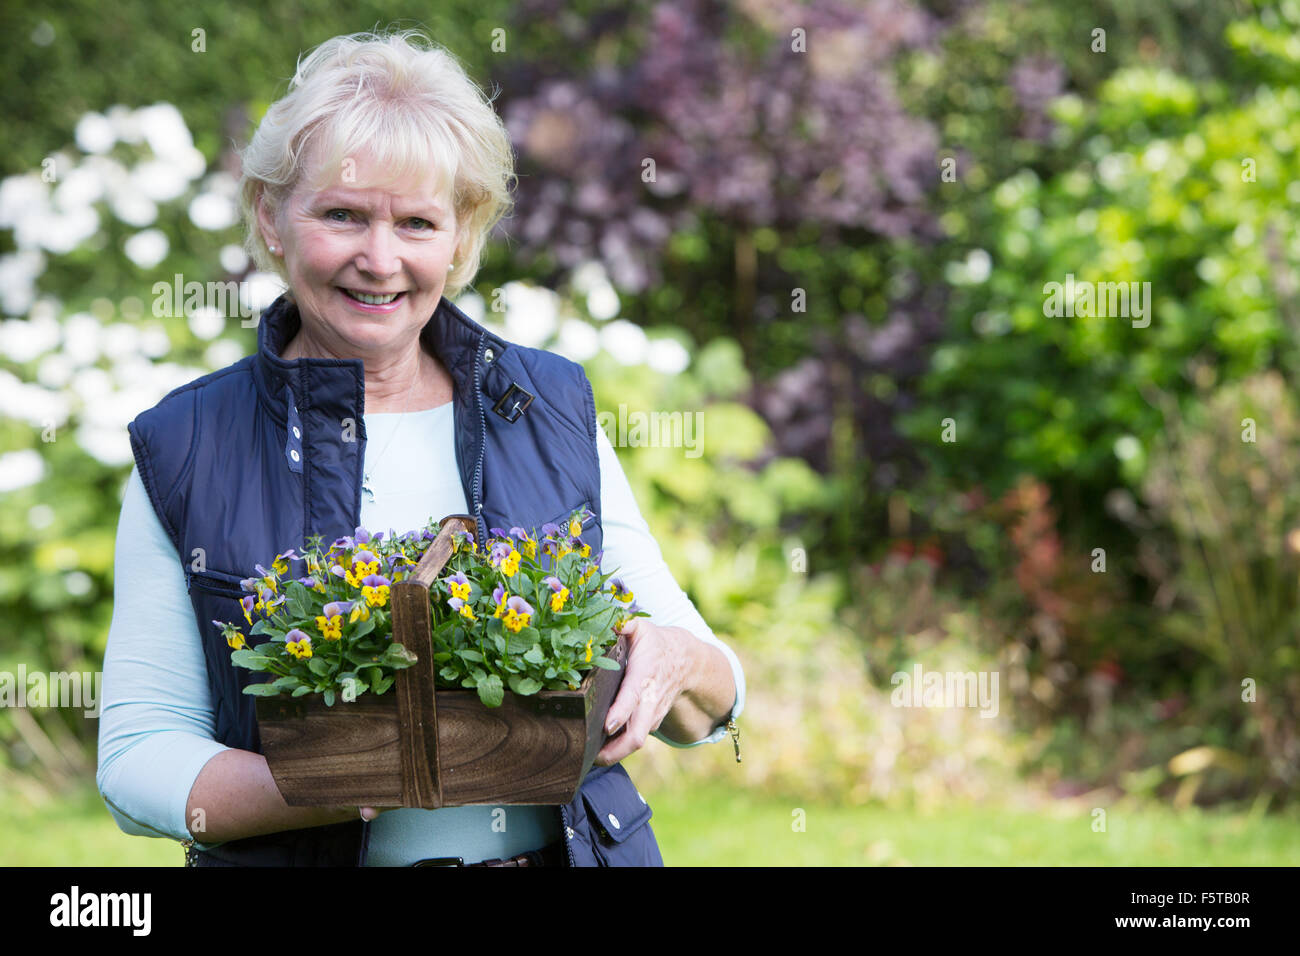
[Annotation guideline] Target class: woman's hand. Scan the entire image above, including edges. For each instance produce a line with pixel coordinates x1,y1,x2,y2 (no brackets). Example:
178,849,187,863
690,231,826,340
594,618,733,765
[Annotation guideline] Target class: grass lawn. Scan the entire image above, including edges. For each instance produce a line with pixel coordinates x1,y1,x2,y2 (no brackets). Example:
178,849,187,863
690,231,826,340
5,780,1298,866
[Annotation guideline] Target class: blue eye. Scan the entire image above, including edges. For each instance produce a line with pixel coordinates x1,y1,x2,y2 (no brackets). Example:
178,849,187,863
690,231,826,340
326,209,350,222
408,217,433,230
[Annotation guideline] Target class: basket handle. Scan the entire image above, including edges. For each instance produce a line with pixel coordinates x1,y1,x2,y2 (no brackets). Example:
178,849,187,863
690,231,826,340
390,514,477,808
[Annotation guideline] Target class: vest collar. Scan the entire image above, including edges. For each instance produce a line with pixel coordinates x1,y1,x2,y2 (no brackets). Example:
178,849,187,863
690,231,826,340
252,292,511,425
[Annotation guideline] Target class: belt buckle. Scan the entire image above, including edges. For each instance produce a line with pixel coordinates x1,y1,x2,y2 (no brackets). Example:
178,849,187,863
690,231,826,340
412,856,465,867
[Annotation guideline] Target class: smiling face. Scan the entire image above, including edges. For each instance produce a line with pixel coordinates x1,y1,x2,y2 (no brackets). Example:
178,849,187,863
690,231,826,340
257,145,459,362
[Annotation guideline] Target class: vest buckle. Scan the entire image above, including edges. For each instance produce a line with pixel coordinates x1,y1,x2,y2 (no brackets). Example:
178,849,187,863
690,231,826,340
492,383,534,423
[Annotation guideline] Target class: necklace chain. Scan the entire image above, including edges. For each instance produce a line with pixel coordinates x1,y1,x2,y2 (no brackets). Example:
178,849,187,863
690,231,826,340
362,359,421,502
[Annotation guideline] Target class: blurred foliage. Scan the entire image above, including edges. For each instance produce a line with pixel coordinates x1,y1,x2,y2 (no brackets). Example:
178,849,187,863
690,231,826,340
1143,371,1300,799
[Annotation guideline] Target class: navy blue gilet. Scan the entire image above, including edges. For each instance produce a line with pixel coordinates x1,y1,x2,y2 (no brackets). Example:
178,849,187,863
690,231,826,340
126,292,663,866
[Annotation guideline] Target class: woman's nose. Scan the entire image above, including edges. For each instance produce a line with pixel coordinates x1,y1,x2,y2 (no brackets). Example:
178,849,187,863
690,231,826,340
356,225,399,279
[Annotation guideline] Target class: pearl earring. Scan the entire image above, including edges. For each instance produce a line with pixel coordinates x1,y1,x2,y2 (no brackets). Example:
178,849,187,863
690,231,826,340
268,245,277,254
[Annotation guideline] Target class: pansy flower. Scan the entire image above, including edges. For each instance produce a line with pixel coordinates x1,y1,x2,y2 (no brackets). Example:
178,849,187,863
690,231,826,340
316,600,352,640
240,594,256,626
500,548,521,577
347,549,381,587
362,573,391,608
214,619,247,650
285,628,313,660
609,577,634,603
502,595,534,633
615,599,642,631
544,575,570,612
271,549,298,576
253,563,279,593
509,527,538,560
488,540,513,567
444,571,471,601
448,596,477,621
492,584,507,619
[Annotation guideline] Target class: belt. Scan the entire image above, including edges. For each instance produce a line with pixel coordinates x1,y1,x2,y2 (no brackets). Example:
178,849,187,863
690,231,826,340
411,840,567,867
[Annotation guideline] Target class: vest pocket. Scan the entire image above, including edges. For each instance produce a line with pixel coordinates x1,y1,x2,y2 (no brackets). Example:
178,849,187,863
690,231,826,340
579,763,661,866
186,567,249,598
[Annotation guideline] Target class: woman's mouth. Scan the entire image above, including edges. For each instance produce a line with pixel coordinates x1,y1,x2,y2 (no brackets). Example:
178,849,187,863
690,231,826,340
340,288,406,306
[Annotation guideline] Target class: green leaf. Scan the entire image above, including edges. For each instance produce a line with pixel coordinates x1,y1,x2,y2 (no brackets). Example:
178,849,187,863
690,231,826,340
249,619,276,636
382,643,418,667
507,674,543,696
230,649,274,671
308,656,331,676
591,656,621,671
373,676,394,695
243,683,283,697
323,688,336,707
285,581,312,619
351,614,376,640
291,685,313,697
524,645,546,665
506,630,535,655
477,674,504,708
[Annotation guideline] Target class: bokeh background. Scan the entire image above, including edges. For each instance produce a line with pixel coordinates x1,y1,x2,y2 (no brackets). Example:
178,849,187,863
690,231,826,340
2,0,1299,865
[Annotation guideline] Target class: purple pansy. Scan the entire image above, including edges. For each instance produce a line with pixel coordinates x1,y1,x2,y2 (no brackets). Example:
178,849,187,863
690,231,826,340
322,600,354,619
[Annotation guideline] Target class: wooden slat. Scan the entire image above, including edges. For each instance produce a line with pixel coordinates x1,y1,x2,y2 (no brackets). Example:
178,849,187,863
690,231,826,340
389,515,476,808
257,696,404,806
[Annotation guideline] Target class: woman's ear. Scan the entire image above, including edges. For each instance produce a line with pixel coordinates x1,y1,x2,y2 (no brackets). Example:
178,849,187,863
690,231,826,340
256,188,282,255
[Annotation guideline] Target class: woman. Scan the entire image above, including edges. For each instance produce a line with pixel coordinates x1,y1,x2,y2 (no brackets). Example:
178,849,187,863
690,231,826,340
97,29,745,866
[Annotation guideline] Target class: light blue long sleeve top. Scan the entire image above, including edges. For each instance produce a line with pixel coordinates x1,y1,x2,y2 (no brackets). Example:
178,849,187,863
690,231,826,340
97,402,745,865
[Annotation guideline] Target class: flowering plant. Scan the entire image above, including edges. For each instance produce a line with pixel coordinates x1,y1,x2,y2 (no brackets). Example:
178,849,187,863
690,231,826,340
430,509,645,706
213,509,646,708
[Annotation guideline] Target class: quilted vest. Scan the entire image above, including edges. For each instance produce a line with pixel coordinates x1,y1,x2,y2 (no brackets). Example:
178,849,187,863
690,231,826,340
125,292,663,866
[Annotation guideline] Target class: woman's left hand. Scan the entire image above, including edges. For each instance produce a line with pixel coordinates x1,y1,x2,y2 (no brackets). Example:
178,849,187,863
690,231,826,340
593,618,696,766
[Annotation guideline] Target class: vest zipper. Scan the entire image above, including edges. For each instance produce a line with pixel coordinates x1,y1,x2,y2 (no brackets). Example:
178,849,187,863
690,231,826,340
558,805,576,866
471,336,487,550
728,718,742,762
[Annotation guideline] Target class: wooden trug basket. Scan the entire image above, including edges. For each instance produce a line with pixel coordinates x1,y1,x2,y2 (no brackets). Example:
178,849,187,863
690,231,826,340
255,514,628,808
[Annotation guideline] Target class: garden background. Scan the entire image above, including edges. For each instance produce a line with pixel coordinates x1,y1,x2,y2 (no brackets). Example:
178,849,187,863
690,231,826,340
2,0,1299,864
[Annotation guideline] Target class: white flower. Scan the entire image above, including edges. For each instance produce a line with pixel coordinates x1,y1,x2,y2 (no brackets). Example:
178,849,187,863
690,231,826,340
599,320,647,366
124,229,169,269
75,112,115,154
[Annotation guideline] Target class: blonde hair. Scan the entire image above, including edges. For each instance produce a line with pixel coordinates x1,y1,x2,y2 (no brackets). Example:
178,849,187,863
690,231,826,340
237,28,515,300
